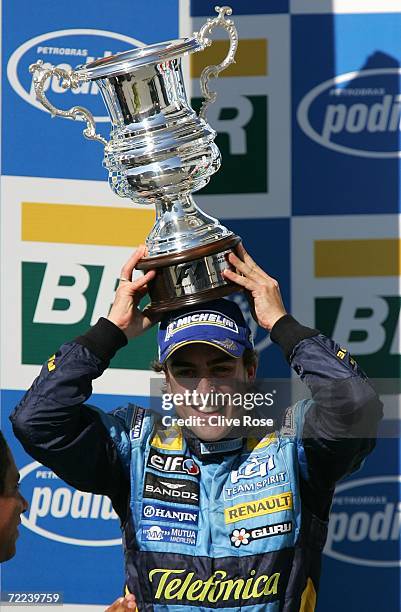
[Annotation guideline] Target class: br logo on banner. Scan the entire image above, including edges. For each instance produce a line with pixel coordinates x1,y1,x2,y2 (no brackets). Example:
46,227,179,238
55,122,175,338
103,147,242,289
22,260,157,370
316,294,400,378
192,96,268,195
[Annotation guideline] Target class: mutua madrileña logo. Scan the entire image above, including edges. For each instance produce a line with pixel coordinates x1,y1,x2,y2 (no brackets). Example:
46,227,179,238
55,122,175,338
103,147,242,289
324,476,401,567
7,29,145,121
297,68,401,158
20,461,122,546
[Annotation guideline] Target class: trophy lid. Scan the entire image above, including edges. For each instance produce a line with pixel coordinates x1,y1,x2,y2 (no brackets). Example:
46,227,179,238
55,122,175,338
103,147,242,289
76,37,202,80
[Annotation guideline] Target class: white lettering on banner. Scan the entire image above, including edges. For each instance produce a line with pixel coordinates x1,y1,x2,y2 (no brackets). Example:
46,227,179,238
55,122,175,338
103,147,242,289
297,68,401,158
51,487,71,518
7,29,146,122
327,504,401,545
36,46,89,56
27,55,112,98
390,309,401,355
332,295,390,355
19,461,121,546
322,95,401,140
70,491,91,518
29,486,118,524
90,263,121,325
36,470,59,479
33,263,90,324
206,96,253,155
324,476,401,568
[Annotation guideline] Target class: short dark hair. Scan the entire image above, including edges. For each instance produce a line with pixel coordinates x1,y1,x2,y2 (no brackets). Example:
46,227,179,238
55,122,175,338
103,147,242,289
0,432,10,496
151,347,259,373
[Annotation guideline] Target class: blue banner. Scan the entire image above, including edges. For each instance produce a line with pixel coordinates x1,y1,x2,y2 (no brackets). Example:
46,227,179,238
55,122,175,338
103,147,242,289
318,434,401,611
190,0,289,16
2,0,179,180
292,13,401,215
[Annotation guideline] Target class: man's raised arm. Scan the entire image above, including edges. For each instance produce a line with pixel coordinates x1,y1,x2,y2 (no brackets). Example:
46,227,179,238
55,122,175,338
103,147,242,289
10,247,156,509
224,244,383,518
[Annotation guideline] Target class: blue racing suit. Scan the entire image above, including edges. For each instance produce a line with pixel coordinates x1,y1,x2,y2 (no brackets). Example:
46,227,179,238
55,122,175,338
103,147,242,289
10,315,382,611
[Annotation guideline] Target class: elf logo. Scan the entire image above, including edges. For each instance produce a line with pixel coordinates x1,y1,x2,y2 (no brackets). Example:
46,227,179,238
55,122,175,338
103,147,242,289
20,462,121,546
297,68,401,158
147,449,200,477
7,29,145,121
325,476,401,567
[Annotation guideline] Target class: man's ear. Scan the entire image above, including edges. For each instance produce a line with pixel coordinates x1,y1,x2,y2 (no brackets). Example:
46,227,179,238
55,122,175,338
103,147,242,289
164,366,172,393
246,365,256,382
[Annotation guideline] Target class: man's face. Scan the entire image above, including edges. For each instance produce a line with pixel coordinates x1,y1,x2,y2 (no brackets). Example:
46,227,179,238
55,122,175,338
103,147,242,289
165,344,255,441
0,449,29,563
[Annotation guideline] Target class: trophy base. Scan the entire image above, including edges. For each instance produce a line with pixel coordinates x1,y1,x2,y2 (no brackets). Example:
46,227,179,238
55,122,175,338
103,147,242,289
137,235,242,314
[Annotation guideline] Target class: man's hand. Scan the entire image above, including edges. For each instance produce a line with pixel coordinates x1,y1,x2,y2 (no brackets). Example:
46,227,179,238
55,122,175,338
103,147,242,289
223,244,287,332
105,593,137,611
107,245,157,339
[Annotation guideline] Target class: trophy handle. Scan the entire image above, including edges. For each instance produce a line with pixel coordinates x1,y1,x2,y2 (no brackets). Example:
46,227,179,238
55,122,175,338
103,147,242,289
195,6,238,120
29,60,107,146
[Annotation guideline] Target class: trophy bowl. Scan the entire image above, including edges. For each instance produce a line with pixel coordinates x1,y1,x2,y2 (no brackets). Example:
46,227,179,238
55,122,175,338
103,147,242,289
29,6,242,313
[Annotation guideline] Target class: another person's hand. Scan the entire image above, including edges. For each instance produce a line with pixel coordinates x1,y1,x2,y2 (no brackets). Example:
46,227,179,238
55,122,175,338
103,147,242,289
107,245,157,339
105,593,137,610
223,244,287,331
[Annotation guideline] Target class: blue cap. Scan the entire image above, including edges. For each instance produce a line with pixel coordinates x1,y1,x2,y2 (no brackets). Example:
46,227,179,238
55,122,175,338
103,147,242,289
158,298,254,363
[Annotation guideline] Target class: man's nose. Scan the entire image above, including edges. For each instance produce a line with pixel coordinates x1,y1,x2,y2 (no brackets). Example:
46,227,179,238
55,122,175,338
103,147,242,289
19,492,29,513
196,377,215,395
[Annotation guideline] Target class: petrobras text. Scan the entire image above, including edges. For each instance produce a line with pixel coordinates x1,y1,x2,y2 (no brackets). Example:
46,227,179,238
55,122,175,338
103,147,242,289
297,68,401,158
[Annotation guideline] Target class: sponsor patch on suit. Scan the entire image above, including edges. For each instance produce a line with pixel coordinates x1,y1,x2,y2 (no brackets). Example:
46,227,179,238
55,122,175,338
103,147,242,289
142,525,197,546
144,473,200,506
142,502,199,526
146,449,200,478
230,521,293,547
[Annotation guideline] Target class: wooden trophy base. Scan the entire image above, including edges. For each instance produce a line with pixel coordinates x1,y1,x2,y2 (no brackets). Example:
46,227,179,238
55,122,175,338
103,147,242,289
136,235,242,314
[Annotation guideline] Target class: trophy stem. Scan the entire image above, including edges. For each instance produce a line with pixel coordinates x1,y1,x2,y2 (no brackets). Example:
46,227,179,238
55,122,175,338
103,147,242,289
146,193,232,256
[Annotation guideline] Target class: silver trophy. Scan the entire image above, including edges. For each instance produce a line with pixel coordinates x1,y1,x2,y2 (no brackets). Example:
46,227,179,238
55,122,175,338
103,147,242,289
30,6,241,313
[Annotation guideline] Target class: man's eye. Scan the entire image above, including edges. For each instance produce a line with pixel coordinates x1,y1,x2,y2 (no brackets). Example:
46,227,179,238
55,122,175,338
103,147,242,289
212,366,232,375
175,369,195,378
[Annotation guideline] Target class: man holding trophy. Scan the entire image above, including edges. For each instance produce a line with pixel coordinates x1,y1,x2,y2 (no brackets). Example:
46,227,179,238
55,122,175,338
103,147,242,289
10,7,382,611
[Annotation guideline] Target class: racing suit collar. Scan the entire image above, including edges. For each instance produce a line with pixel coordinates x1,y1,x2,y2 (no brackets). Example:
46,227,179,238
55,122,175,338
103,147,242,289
184,429,243,461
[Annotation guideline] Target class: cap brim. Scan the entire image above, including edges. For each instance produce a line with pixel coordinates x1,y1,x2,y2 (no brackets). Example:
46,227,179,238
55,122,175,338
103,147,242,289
161,339,244,363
